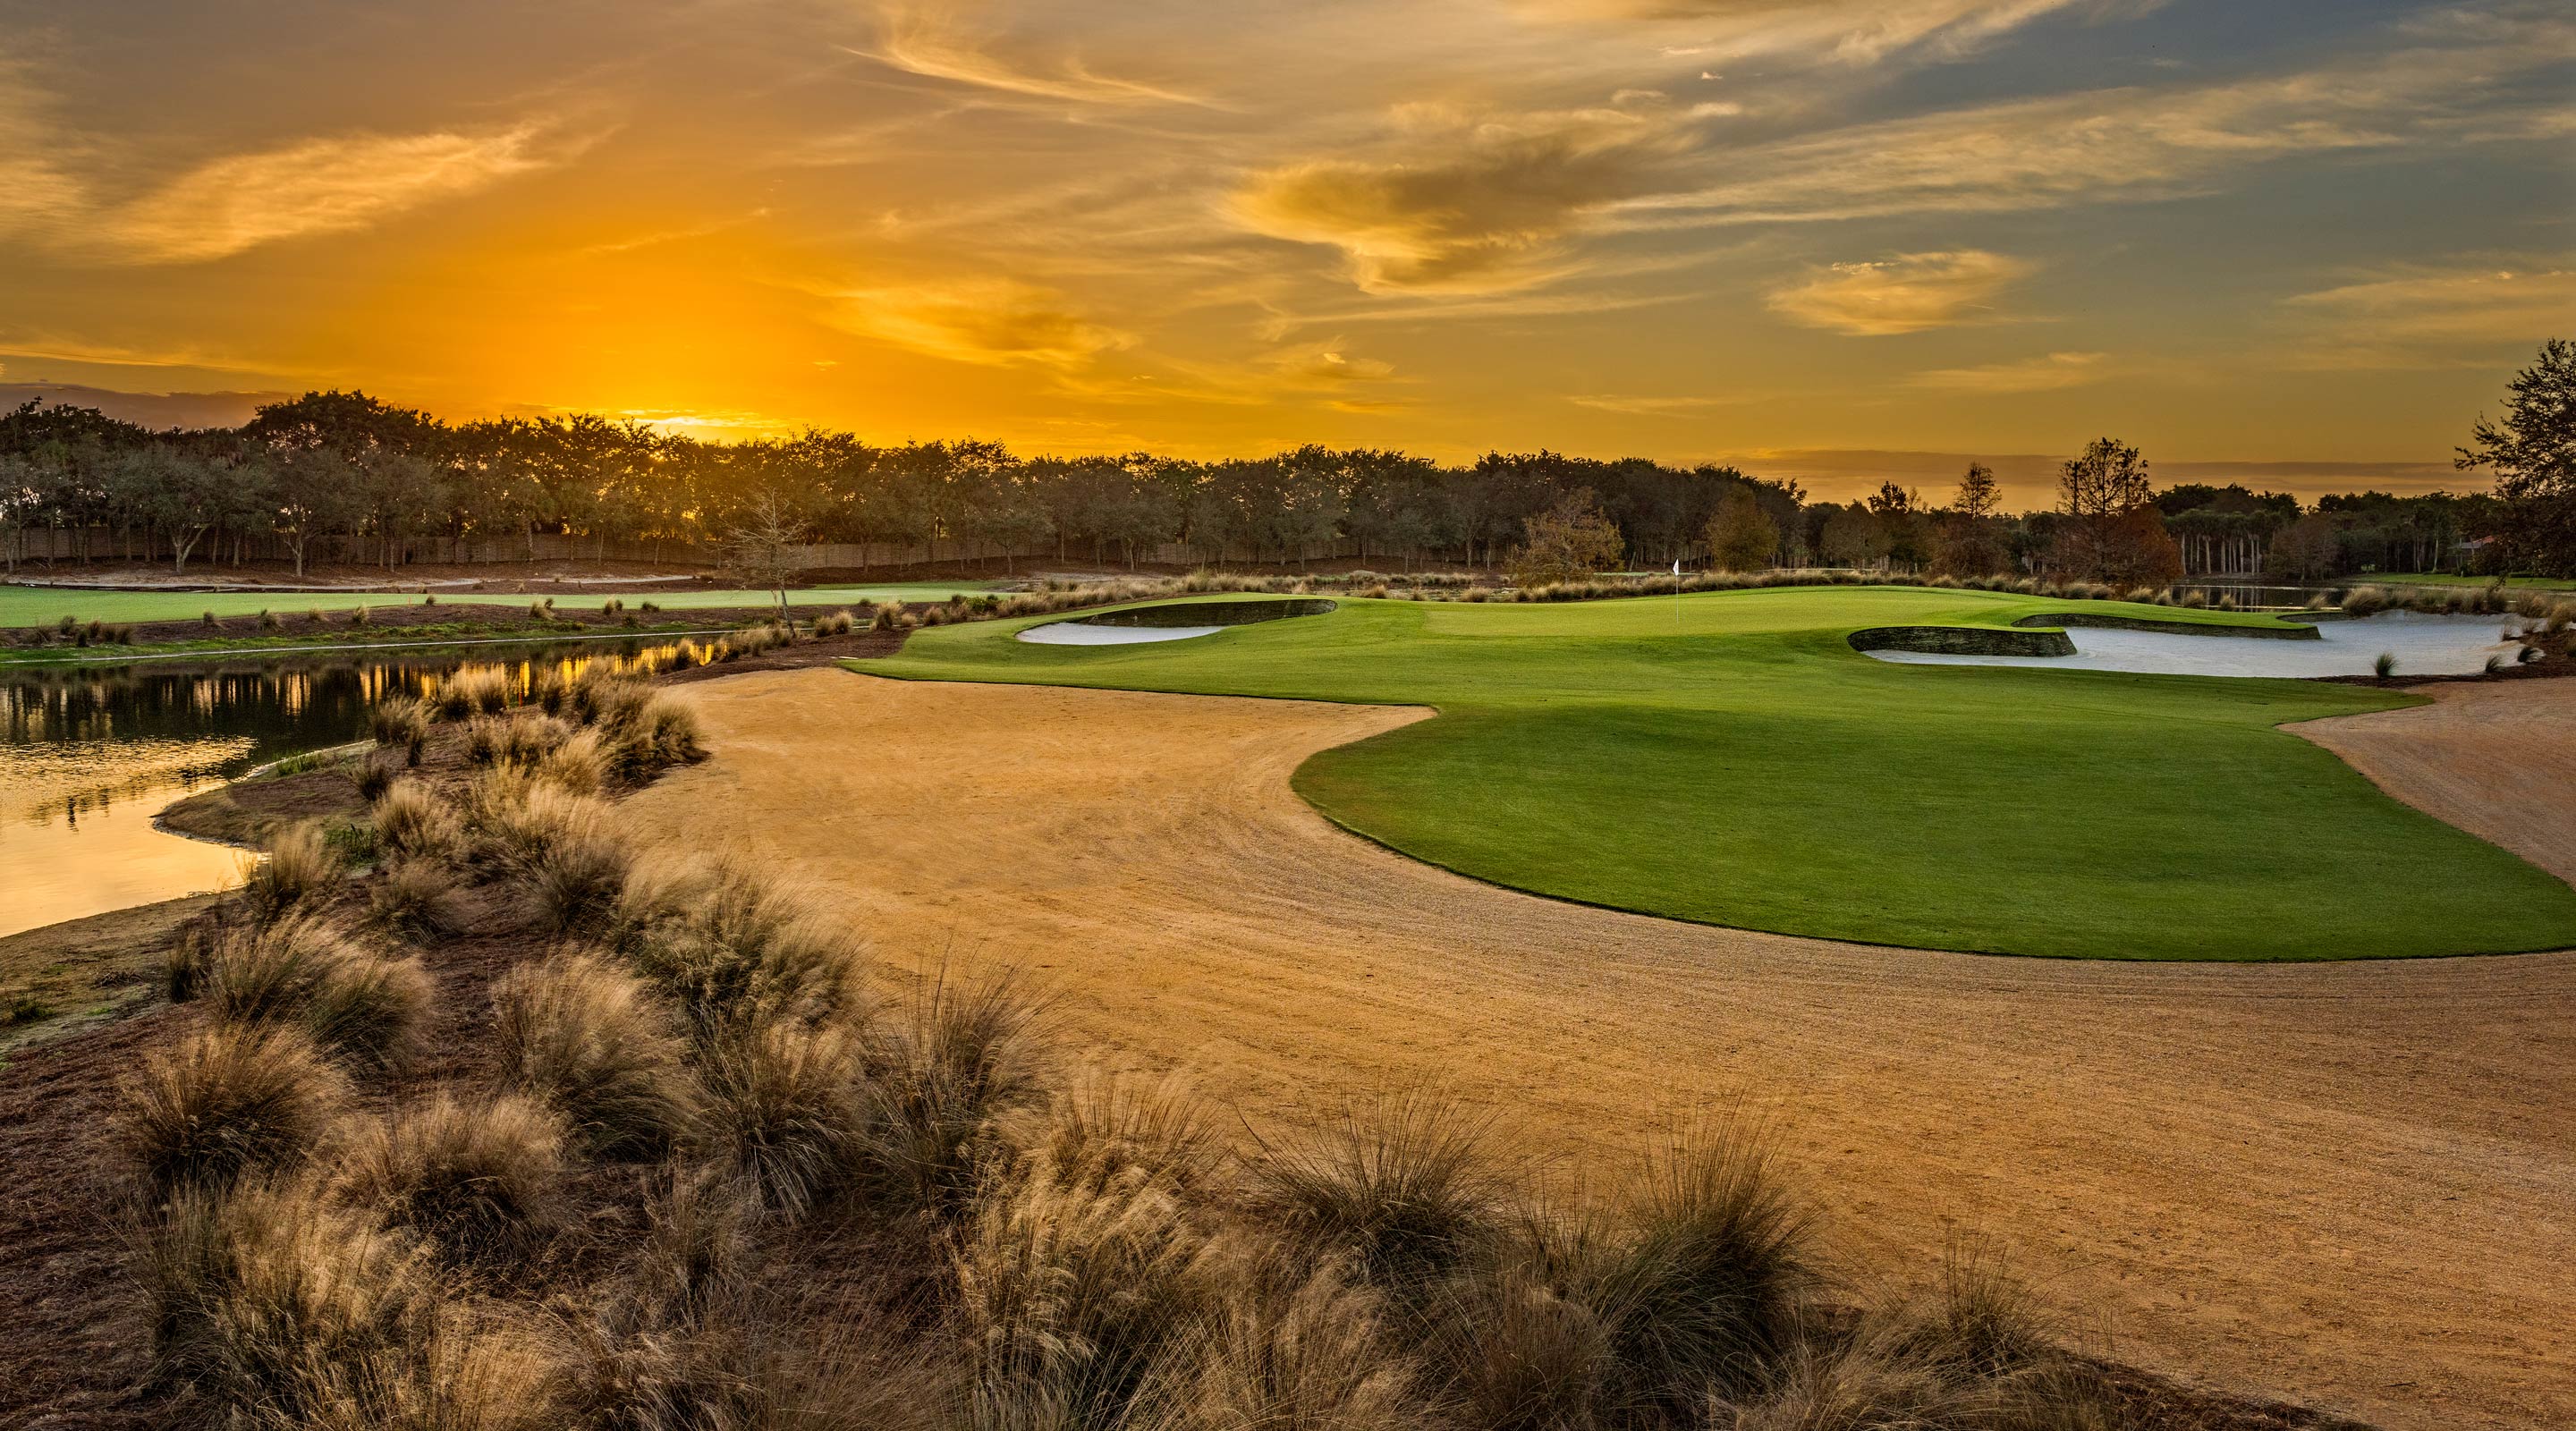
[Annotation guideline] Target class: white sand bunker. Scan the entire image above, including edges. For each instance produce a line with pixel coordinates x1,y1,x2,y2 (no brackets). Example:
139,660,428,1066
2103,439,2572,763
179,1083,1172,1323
1018,622,1228,646
1868,611,2524,678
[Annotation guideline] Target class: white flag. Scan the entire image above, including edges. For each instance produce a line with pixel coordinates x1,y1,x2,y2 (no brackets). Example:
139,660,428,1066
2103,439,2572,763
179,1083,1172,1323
1671,557,1682,576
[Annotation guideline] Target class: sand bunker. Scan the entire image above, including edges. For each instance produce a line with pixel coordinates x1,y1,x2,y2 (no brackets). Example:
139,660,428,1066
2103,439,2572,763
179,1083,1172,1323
2294,679,2576,887
622,670,2576,1430
1017,622,1227,645
1868,610,2520,678
1017,597,1335,646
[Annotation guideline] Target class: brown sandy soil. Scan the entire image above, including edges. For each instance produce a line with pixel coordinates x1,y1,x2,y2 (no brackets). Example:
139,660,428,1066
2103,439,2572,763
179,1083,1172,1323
2292,681,2576,887
619,670,2576,1431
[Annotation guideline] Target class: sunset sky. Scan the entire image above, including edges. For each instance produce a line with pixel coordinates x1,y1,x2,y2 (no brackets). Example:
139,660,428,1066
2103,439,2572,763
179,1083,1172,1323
0,0,2568,503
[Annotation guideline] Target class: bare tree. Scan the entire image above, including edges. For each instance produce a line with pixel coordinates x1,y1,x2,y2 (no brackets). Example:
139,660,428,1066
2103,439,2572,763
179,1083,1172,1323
719,493,813,615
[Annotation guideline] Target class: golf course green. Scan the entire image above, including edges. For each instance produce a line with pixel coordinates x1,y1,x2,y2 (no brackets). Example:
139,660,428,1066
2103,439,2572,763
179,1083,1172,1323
863,586,2576,961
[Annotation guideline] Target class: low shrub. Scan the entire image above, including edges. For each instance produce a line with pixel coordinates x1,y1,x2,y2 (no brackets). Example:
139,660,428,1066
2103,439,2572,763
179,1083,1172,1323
490,953,705,1157
114,1023,351,1201
335,1092,571,1266
2374,651,2397,678
354,754,396,802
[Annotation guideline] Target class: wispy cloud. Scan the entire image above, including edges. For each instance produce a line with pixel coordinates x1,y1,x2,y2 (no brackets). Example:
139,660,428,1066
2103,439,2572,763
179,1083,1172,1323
824,277,1136,368
2275,260,2576,368
1910,350,2107,392
1623,13,2575,227
1534,0,2149,66
1230,103,1696,293
863,4,1210,106
0,65,90,240
102,123,559,264
1767,250,2031,334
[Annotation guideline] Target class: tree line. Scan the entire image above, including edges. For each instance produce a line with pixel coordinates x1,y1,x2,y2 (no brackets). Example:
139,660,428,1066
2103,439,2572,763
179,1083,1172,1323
2,342,2566,582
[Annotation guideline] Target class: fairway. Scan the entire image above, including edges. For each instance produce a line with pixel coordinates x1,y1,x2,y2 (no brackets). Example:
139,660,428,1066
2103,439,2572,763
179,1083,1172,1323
865,587,2576,960
0,581,996,629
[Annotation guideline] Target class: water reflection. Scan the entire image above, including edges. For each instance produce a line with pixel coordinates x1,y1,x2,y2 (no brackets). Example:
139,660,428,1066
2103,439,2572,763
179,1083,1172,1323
0,638,694,939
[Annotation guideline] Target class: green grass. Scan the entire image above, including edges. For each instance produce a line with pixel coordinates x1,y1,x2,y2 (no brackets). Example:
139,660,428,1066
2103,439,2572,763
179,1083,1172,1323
0,581,999,630
861,587,2576,961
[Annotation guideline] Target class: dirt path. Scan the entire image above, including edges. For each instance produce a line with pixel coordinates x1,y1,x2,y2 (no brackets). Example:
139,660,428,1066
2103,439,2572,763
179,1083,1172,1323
2294,681,2576,887
622,670,2576,1431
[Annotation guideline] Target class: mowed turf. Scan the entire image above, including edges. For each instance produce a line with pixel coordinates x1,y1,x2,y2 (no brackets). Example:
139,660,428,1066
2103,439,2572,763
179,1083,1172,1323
0,581,996,629
863,586,2576,960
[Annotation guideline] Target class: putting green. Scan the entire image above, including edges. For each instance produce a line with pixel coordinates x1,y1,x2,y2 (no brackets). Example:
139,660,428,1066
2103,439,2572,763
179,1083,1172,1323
864,587,2576,961
0,582,997,629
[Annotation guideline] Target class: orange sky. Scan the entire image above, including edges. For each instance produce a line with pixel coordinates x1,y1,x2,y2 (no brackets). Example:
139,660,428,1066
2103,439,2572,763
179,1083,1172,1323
0,0,2569,504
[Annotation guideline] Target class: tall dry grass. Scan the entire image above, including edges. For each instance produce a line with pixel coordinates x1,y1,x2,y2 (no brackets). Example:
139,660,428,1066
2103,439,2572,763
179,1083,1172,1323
491,953,705,1158
859,970,1054,1215
612,857,869,1038
698,1023,869,1218
138,1176,555,1429
114,1023,352,1201
334,1092,571,1267
240,825,345,927
195,913,435,1073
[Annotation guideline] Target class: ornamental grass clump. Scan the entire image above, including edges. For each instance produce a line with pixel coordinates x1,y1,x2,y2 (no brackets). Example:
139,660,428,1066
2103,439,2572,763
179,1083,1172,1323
239,825,346,927
1243,1089,1508,1289
376,779,466,862
859,969,1055,1215
333,1092,571,1267
198,913,435,1074
114,1023,352,1202
611,856,869,1039
490,952,705,1157
699,1022,869,1218
136,1176,553,1430
366,856,468,941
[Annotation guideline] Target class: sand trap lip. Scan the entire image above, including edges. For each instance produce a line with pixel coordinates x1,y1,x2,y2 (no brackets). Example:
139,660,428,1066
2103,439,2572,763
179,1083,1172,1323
1864,610,2521,677
1018,597,1336,646
619,669,2576,1427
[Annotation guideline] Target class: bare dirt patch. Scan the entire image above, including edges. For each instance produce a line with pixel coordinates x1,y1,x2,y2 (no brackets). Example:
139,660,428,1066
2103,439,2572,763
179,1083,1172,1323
2292,681,2576,887
619,669,2576,1431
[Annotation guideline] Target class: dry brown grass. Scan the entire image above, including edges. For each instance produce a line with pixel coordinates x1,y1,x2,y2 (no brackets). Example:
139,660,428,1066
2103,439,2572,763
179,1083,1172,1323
334,1092,571,1267
137,1175,555,1429
198,913,435,1073
377,779,468,863
239,824,345,927
368,856,470,941
1244,1089,1508,1287
612,857,869,1038
698,1023,869,1218
114,1023,352,1202
490,953,705,1158
860,969,1054,1215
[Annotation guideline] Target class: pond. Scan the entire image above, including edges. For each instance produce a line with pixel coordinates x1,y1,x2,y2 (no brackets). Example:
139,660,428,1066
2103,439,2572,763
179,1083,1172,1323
1017,597,1336,646
0,638,694,939
1863,611,2525,679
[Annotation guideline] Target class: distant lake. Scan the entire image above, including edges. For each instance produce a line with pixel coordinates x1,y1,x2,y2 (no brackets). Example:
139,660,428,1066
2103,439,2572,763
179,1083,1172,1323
0,639,691,939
